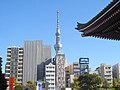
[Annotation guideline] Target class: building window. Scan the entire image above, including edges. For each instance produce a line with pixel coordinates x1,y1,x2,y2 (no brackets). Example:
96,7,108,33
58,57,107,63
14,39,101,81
51,75,54,77
74,64,79,66
7,59,11,61
106,71,111,73
51,79,54,81
19,59,23,61
6,75,10,77
19,48,23,50
19,51,23,54
7,55,11,57
51,83,54,85
46,75,50,77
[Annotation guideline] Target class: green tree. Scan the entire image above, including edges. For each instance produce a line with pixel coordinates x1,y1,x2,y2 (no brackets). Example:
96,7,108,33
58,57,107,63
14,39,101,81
0,57,8,90
25,80,36,90
14,78,19,86
102,78,110,90
113,78,120,90
70,77,80,90
14,78,24,90
78,74,101,90
113,78,119,87
15,84,24,90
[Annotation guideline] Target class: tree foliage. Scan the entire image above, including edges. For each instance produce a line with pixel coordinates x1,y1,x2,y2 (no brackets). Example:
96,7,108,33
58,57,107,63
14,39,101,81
102,78,110,90
70,77,80,90
15,80,36,90
78,74,102,90
15,84,24,90
113,78,120,90
25,80,36,90
113,78,119,87
0,57,8,90
14,79,24,90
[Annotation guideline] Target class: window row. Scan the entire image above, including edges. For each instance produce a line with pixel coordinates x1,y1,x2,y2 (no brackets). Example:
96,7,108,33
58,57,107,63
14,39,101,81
46,79,54,81
46,71,55,73
46,75,54,77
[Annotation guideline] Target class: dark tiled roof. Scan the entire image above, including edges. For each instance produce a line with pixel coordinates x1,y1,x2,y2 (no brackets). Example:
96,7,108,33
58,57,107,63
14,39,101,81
76,0,120,40
76,0,119,30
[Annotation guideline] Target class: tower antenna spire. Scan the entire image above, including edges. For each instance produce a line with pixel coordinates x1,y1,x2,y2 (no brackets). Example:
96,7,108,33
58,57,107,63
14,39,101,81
57,10,59,29
54,10,62,54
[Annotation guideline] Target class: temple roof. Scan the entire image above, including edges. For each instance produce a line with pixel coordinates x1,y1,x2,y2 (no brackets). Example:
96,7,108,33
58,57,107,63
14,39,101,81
76,0,120,40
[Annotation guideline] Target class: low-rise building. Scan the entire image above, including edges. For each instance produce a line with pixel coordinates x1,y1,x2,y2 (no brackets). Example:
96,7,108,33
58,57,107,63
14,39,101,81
89,69,98,75
99,64,113,86
65,62,80,87
68,74,74,87
45,62,55,90
65,64,73,87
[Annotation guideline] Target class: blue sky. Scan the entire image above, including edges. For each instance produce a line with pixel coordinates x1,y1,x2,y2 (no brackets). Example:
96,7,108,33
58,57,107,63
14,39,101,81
1,0,119,72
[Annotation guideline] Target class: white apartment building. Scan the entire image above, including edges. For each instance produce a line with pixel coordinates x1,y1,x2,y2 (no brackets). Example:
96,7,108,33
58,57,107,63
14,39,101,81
99,64,113,86
113,63,120,82
5,46,23,84
45,62,55,90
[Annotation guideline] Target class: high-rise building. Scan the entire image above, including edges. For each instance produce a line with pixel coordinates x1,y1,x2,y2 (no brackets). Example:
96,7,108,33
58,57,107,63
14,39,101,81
99,64,113,86
45,62,55,90
23,40,51,85
113,63,120,82
54,11,66,89
5,46,23,84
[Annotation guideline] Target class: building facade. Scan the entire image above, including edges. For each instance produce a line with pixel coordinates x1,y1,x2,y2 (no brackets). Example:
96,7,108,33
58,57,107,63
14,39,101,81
73,62,80,77
54,11,66,89
45,62,55,90
55,54,66,89
37,58,52,81
99,64,113,86
113,63,120,82
5,46,23,84
23,40,51,85
67,74,74,87
89,69,98,75
65,64,73,87
65,62,80,87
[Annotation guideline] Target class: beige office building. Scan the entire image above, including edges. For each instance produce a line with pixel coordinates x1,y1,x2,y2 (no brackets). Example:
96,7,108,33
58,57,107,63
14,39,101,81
65,62,80,87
